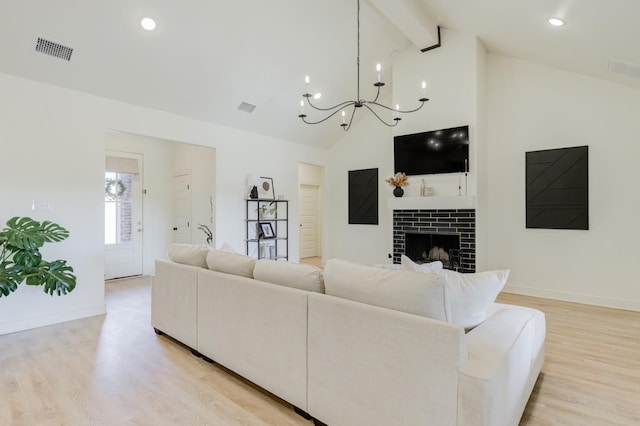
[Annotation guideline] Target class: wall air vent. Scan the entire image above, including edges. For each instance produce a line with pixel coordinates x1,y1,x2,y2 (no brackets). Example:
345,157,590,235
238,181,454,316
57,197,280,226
237,102,256,113
33,36,73,61
607,59,640,79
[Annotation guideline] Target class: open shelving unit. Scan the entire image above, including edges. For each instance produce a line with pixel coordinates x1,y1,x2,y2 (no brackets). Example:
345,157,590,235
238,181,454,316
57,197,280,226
245,199,288,260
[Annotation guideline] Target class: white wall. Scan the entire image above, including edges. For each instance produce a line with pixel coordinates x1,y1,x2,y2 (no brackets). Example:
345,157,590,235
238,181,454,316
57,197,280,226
486,54,640,311
0,71,327,335
324,30,482,264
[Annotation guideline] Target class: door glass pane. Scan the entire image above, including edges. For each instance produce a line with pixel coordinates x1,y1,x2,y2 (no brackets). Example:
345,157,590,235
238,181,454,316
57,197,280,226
105,172,133,245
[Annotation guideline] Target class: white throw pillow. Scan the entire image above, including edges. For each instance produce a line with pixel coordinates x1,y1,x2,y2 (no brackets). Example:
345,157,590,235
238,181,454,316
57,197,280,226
253,259,324,293
434,269,509,329
206,249,256,278
167,243,209,268
400,255,443,272
324,259,450,321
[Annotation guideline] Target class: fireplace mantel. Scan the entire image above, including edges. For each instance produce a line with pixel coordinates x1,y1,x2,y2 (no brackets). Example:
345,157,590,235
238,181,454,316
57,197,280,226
388,195,476,210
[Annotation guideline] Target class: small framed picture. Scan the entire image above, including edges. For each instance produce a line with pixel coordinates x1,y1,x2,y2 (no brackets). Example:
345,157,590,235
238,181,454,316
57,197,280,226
258,177,275,200
259,222,275,239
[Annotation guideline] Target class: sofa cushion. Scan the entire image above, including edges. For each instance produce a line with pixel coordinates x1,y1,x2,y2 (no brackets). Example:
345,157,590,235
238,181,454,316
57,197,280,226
323,259,449,321
401,255,444,272
253,259,324,293
206,249,256,278
435,269,509,329
167,243,209,268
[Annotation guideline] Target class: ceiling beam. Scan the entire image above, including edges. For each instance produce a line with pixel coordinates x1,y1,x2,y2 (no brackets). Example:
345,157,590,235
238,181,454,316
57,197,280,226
368,0,439,51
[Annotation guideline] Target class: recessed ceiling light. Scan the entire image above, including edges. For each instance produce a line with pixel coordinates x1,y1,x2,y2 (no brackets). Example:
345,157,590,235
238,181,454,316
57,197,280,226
141,17,156,31
548,17,565,27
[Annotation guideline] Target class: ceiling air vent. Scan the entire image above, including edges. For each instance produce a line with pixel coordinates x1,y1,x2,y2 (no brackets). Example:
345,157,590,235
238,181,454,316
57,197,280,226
33,36,73,61
237,102,256,114
607,59,640,79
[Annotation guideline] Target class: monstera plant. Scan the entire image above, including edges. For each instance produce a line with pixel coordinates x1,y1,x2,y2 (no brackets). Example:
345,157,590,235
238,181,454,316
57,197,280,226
0,216,77,298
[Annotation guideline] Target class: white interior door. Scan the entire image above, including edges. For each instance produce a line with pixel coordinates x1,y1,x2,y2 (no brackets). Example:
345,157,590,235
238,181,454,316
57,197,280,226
104,152,144,279
299,184,319,258
173,173,192,243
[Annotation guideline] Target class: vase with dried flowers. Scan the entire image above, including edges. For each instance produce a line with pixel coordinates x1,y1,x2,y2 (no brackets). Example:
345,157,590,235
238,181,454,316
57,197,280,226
385,172,409,197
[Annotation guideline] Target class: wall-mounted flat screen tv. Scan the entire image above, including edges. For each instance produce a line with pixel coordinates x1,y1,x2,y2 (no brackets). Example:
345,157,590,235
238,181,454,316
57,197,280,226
394,125,469,175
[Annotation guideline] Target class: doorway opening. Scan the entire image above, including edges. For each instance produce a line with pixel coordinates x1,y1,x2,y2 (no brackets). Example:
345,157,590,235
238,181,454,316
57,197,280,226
104,152,143,280
298,163,324,265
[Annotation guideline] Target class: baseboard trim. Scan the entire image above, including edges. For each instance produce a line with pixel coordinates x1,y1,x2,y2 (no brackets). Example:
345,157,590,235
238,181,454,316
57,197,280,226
0,304,107,335
503,284,640,312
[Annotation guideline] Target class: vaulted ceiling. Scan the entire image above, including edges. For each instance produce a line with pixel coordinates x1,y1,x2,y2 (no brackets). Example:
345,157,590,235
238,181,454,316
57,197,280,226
1,0,639,148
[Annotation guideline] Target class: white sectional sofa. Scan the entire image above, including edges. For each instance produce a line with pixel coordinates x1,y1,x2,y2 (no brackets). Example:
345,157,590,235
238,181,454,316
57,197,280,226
151,245,545,426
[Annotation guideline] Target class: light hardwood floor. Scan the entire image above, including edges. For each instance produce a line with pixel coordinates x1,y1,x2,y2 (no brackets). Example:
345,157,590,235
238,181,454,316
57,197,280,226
1,278,638,425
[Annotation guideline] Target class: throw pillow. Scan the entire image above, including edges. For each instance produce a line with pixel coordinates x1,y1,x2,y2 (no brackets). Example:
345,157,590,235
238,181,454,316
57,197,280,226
323,259,450,321
400,255,444,272
206,249,256,278
434,269,509,329
167,243,209,268
253,259,324,293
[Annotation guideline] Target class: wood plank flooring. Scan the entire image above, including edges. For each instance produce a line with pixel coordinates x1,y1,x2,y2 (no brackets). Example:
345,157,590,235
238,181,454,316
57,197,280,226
497,292,640,426
0,277,638,425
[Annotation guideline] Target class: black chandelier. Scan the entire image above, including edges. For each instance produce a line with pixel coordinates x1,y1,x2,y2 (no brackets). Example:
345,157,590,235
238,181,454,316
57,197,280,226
298,0,429,131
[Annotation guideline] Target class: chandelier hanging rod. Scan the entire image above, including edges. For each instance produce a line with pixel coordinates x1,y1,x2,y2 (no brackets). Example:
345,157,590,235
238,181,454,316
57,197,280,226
298,0,429,131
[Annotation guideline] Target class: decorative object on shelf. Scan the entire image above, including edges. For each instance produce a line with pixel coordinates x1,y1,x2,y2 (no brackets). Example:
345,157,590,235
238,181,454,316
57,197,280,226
197,224,213,245
249,185,258,199
258,202,276,220
0,216,77,298
298,0,429,131
258,176,275,200
385,172,409,197
464,159,468,196
420,179,434,197
259,222,275,239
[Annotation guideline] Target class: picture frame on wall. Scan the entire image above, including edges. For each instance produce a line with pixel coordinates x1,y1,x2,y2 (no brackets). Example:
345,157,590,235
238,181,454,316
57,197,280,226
259,222,275,238
258,177,275,200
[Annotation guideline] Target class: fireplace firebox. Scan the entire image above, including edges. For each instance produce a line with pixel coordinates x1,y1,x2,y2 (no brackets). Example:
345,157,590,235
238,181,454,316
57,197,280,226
393,209,475,273
405,233,461,270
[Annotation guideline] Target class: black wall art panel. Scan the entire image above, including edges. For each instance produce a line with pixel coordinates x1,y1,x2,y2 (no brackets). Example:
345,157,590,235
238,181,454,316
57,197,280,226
526,146,589,230
348,168,378,225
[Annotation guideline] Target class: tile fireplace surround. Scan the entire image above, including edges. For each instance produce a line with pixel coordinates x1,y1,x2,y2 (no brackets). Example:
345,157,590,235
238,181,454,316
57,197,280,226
391,197,476,273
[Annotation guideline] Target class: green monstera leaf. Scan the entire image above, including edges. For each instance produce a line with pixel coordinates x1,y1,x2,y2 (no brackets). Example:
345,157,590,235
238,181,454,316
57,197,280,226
3,216,46,250
0,216,76,298
26,260,76,296
0,262,21,297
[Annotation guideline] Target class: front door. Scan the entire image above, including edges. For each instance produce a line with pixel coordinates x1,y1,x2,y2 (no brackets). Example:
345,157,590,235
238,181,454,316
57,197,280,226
104,152,144,279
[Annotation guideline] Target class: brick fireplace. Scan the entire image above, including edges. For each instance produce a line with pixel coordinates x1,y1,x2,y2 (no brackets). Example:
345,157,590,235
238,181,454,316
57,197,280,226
393,209,476,272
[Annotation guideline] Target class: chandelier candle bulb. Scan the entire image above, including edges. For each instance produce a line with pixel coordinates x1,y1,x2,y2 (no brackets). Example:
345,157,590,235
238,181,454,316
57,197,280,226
305,76,310,94
376,63,381,82
342,110,346,124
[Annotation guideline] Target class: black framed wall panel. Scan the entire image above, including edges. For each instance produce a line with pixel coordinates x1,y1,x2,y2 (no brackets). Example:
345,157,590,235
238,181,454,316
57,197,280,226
348,168,379,225
526,146,589,230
